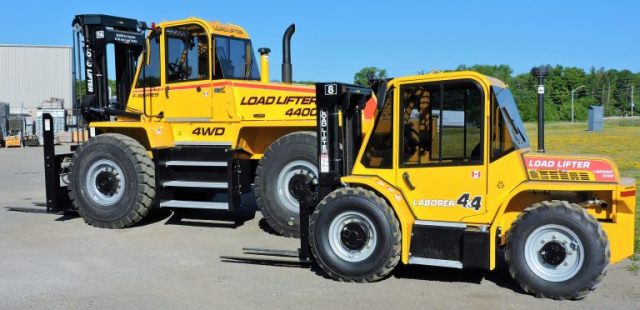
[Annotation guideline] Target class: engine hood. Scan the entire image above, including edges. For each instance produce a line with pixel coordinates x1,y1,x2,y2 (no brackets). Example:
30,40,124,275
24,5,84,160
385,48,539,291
522,153,618,183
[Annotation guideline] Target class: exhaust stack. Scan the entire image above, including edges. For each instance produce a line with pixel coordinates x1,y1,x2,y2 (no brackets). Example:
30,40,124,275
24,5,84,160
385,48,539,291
531,66,549,153
282,24,295,84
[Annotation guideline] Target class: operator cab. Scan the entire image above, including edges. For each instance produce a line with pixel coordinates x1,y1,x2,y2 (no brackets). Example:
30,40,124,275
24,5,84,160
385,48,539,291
136,20,261,85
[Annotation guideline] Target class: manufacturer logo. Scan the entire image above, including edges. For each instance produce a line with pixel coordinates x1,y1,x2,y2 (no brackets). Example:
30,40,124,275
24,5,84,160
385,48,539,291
319,110,329,173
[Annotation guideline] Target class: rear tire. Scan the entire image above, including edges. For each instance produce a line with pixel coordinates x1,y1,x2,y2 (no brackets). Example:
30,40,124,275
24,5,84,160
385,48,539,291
68,133,156,228
506,200,609,300
255,131,317,238
309,187,401,282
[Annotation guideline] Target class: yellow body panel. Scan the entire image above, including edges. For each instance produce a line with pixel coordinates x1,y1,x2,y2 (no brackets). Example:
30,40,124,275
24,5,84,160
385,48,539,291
90,121,174,149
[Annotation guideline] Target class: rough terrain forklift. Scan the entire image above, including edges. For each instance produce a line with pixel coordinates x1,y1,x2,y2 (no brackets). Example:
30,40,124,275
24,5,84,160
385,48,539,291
43,14,369,236
224,69,636,300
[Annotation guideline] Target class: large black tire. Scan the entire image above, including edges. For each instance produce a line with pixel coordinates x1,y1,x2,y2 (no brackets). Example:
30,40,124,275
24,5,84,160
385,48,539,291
309,187,401,282
255,131,317,238
506,200,609,300
68,133,156,228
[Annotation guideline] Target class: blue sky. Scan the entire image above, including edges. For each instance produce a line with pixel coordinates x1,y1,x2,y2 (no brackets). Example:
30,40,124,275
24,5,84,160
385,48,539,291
1,0,638,82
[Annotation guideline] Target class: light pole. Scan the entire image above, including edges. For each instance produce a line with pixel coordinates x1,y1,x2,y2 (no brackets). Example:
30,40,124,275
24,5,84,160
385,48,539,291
630,84,634,117
570,85,586,122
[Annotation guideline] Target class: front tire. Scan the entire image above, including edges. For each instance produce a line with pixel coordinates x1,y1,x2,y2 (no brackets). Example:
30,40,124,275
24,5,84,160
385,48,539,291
255,131,317,238
309,187,401,282
506,200,609,300
68,133,156,228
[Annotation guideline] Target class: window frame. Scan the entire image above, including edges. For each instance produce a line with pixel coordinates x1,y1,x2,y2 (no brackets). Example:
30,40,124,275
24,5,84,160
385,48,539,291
360,86,395,169
212,35,260,81
164,24,211,84
399,79,485,168
135,33,162,89
489,87,517,162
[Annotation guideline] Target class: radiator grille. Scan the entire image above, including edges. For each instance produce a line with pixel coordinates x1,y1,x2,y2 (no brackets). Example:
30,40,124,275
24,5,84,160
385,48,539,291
528,170,592,181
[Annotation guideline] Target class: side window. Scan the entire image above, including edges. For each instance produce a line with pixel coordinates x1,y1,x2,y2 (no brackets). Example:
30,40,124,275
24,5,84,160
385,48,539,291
362,88,394,168
490,89,515,160
213,36,260,80
401,81,483,166
135,35,160,88
165,25,209,83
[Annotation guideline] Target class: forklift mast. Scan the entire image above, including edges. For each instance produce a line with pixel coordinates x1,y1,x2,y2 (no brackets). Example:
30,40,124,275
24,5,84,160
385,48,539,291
72,14,146,122
314,82,373,199
223,82,373,263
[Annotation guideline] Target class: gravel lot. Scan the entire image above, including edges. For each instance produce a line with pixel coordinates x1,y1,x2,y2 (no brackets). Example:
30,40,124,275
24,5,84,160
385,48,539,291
0,146,638,309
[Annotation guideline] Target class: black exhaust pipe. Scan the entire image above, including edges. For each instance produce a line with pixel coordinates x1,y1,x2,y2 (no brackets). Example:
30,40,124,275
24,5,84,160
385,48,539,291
531,66,549,153
282,24,295,84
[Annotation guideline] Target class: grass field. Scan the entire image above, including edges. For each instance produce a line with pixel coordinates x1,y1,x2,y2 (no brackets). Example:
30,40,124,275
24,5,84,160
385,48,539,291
524,120,639,257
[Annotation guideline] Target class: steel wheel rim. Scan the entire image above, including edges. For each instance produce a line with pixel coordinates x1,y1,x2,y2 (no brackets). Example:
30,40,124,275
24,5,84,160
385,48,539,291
328,211,377,262
276,160,317,213
85,159,126,207
524,224,584,282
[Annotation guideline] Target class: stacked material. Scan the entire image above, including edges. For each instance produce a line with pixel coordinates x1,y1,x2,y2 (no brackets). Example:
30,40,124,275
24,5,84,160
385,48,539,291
41,98,64,109
35,109,66,145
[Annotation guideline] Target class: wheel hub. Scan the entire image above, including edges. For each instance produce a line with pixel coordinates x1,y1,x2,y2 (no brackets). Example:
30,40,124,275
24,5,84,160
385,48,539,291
288,173,316,201
95,170,119,196
340,222,369,251
276,160,318,214
328,211,377,262
539,241,566,266
524,224,585,282
85,159,126,207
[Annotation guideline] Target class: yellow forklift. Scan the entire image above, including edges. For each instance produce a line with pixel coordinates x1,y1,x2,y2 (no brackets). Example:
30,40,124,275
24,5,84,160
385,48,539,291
224,68,636,300
42,14,374,236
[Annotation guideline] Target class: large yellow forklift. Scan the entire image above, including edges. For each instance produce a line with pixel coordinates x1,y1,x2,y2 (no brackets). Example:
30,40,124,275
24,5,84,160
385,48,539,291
43,14,345,236
224,69,636,300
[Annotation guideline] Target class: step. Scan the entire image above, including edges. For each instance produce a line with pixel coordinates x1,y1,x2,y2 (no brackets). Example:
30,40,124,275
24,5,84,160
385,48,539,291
162,180,228,189
159,200,229,210
164,160,227,167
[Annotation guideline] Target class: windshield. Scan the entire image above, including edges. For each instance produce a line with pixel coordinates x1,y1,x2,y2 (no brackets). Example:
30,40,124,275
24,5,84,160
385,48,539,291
492,86,529,149
214,35,260,80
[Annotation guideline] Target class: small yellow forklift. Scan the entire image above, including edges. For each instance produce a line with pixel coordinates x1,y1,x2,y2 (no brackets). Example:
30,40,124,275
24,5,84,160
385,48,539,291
225,68,636,300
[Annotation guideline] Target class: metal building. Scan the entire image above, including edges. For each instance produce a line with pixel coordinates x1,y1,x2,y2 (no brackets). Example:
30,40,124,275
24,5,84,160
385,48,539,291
0,45,73,111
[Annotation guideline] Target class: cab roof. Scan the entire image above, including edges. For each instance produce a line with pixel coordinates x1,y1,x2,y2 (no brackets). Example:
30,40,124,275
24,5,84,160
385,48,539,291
390,71,507,88
156,17,250,39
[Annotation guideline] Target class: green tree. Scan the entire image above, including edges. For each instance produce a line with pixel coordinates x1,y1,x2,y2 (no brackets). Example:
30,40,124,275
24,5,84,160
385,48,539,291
354,67,387,87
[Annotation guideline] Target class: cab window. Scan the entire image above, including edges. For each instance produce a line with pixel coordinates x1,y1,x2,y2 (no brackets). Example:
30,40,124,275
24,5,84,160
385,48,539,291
165,24,209,83
490,89,515,160
213,36,260,80
361,87,394,168
135,35,161,88
400,81,483,166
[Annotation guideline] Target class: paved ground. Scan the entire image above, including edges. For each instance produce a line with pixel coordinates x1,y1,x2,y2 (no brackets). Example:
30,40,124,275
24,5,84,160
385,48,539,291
0,146,638,310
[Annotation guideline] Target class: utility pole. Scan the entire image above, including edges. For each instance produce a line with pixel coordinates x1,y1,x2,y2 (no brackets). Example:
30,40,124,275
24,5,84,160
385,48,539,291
631,84,634,117
570,85,586,122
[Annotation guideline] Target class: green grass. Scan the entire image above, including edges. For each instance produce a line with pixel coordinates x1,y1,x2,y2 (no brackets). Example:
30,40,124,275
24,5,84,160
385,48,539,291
524,121,640,256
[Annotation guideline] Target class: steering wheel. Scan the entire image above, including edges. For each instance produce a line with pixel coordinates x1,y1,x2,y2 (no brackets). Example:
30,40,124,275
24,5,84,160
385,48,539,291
168,63,187,80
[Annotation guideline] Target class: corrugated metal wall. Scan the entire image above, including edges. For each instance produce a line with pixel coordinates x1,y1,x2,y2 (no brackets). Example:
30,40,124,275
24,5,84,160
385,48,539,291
0,45,72,109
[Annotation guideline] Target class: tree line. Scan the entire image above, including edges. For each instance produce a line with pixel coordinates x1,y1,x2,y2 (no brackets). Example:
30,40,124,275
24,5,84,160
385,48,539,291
354,65,638,122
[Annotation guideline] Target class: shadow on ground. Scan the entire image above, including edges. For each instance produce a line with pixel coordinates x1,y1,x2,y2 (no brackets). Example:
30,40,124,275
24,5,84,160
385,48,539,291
4,191,259,230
